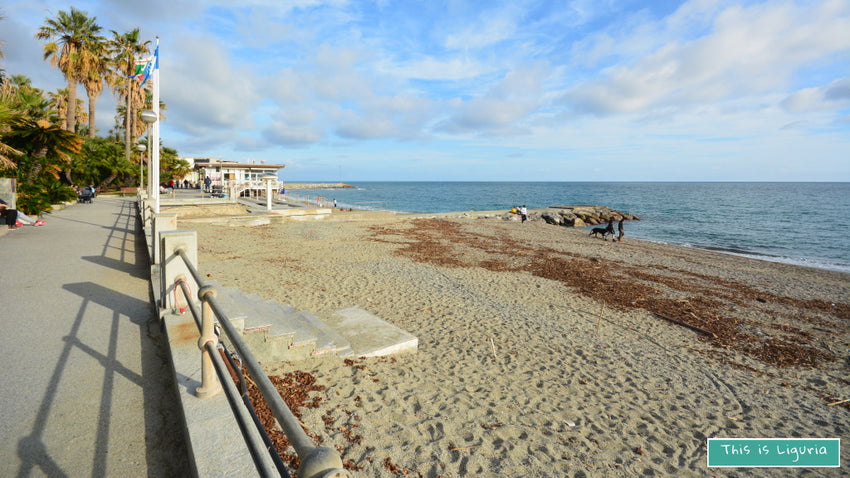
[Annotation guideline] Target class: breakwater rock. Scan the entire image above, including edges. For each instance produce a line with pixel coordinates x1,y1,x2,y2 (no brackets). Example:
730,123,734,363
539,205,638,228
284,183,355,190
466,205,638,227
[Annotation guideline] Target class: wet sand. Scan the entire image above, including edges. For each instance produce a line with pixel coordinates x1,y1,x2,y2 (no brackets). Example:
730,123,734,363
192,212,849,477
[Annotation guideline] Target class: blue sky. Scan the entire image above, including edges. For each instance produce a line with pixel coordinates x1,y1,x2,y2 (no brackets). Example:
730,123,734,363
2,0,849,181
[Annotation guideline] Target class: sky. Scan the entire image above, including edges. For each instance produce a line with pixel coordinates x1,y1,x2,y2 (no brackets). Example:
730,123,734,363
2,0,849,182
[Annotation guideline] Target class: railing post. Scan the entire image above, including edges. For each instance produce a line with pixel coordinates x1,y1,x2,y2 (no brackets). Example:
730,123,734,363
152,213,177,265
160,230,198,311
196,285,222,398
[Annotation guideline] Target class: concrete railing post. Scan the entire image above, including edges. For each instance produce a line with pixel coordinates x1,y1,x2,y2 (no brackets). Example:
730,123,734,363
160,230,198,311
152,213,177,265
196,285,222,398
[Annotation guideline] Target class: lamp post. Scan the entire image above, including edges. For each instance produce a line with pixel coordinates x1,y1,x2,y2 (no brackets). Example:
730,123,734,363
136,142,146,191
140,109,157,205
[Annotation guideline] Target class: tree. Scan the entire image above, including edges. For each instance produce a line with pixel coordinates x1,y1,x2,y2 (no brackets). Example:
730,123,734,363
83,36,110,138
71,136,133,188
0,102,22,169
4,116,82,181
109,28,149,162
36,7,103,133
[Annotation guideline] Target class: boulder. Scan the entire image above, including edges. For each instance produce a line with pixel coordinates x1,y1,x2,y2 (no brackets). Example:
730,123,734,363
541,212,562,225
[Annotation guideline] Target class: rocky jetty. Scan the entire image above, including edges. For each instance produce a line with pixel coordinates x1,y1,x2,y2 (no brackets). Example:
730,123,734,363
467,205,638,228
284,183,355,189
539,205,638,228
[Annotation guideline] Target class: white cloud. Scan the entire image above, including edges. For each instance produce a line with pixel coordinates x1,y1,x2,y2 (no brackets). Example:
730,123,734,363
163,35,259,134
437,64,550,134
562,0,850,116
443,10,519,50
783,78,850,113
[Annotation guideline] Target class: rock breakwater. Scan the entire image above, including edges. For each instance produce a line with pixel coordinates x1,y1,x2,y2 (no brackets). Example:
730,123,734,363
469,205,638,227
539,205,639,228
284,183,355,190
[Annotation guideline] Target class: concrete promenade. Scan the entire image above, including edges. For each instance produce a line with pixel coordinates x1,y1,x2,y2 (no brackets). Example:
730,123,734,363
0,196,190,477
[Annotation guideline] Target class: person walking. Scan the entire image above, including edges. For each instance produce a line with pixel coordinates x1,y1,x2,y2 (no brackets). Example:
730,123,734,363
617,218,625,242
520,205,528,223
604,217,615,241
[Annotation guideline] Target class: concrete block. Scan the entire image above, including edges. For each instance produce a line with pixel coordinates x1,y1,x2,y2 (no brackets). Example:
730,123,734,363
152,213,178,264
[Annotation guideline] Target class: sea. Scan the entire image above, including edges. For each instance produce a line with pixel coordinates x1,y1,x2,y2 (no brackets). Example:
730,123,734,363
287,182,850,274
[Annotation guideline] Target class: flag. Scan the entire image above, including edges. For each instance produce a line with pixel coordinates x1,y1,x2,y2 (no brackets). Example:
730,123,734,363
130,56,153,81
140,46,159,88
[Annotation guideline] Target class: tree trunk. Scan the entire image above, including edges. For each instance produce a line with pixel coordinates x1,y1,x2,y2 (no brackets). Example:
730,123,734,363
98,172,117,190
65,169,74,185
124,87,131,162
67,79,77,133
87,91,97,138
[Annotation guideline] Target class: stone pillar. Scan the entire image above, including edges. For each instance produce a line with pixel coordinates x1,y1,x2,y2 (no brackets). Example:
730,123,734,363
0,178,17,209
160,230,198,311
152,213,177,265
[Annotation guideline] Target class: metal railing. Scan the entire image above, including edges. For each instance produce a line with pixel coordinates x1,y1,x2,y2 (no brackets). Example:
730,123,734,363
140,194,350,478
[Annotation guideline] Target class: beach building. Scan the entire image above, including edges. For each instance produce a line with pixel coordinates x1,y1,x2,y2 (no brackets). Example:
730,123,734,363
182,157,286,197
183,157,285,188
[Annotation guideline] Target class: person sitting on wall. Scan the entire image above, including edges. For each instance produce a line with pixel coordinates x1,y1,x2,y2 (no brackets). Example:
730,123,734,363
0,198,19,229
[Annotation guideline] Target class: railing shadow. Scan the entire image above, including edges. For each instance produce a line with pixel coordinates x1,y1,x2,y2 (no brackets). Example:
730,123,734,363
14,198,189,478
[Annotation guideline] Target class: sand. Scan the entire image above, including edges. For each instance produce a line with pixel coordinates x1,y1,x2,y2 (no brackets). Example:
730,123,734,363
190,211,850,477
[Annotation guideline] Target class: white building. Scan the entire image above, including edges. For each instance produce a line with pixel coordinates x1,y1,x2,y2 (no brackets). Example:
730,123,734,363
183,157,285,188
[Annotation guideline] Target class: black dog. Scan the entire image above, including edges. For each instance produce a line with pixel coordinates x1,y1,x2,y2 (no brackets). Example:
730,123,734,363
589,227,608,238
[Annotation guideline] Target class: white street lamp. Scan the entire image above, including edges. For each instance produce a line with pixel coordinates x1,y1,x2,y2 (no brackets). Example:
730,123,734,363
136,142,146,191
140,109,157,207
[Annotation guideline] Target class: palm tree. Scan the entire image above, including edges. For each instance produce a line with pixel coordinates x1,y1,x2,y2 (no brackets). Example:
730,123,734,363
0,103,23,169
82,37,110,138
36,7,103,133
4,116,82,180
49,88,87,129
109,28,149,162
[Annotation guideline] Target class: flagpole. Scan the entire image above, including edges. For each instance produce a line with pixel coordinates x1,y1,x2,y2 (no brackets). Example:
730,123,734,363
152,37,161,213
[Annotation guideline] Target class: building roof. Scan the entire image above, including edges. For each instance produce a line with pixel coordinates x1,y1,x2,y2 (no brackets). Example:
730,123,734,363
190,158,285,170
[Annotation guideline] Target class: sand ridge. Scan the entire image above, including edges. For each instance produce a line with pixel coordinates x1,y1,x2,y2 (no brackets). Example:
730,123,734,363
194,213,849,477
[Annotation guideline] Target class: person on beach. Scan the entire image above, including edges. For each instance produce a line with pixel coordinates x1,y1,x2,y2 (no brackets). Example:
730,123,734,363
617,218,625,242
333,198,337,209
520,205,528,223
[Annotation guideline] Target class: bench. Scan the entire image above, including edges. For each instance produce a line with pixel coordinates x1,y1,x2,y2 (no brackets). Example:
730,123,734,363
120,187,138,196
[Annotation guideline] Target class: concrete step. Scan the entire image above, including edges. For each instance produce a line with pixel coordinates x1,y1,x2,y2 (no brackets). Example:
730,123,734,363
201,284,414,365
290,311,353,358
321,306,418,358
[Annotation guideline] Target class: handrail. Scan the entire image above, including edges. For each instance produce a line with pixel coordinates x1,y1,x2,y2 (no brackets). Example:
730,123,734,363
172,248,348,478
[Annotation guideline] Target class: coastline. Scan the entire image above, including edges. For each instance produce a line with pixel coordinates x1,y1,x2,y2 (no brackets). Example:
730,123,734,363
193,211,850,476
282,181,850,274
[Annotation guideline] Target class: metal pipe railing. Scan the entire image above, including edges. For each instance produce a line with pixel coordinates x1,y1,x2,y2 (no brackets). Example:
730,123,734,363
178,281,288,478
172,248,348,478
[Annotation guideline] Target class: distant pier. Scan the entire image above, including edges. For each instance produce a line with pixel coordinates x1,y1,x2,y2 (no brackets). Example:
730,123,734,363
283,183,355,189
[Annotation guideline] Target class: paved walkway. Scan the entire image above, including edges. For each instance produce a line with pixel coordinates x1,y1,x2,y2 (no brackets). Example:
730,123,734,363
0,196,190,477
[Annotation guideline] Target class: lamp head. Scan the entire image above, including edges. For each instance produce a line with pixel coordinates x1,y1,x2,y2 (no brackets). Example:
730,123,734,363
140,109,157,125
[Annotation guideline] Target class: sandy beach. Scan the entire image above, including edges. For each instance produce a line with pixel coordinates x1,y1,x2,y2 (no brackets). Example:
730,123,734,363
189,210,849,477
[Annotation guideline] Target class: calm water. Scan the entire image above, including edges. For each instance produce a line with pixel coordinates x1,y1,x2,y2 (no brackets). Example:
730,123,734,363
288,182,850,273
